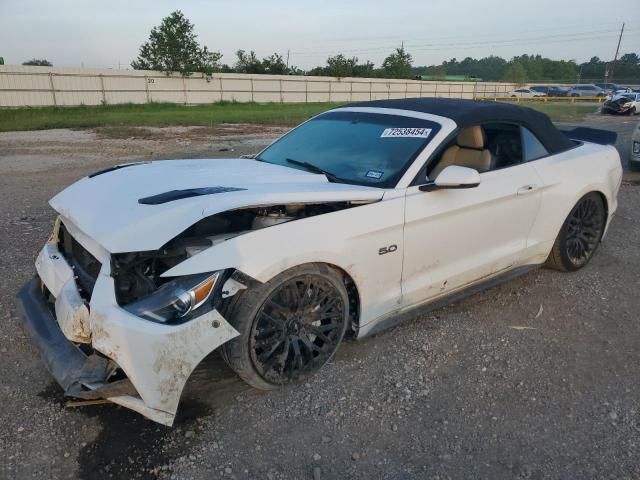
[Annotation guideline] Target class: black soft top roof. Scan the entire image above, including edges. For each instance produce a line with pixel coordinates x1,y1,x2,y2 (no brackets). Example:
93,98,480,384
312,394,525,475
347,98,574,154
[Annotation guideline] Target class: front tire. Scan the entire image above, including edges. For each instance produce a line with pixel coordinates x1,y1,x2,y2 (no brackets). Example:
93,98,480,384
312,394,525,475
221,264,349,390
545,193,606,272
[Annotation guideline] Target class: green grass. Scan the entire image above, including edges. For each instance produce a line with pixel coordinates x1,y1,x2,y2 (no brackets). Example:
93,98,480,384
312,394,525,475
503,101,600,122
0,102,344,132
0,100,599,132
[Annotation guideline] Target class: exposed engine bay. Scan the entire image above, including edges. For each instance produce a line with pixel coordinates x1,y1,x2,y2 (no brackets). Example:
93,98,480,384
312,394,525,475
111,202,362,305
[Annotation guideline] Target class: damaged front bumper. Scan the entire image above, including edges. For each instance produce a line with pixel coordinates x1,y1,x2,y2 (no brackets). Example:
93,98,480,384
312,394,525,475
602,104,633,114
16,222,239,426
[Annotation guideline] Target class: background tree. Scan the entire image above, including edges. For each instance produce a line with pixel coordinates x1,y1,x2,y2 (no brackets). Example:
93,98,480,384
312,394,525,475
131,10,222,76
619,53,640,65
326,54,357,77
613,53,640,82
380,47,413,79
22,59,52,66
502,61,527,84
234,51,292,74
413,54,585,82
261,53,289,74
352,60,375,77
234,50,264,74
287,65,304,75
308,55,375,78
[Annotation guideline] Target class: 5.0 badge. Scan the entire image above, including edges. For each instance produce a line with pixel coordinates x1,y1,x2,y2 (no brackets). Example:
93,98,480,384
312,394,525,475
378,244,398,255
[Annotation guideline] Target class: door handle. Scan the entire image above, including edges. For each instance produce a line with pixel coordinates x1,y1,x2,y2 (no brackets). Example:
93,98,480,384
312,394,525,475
517,184,538,195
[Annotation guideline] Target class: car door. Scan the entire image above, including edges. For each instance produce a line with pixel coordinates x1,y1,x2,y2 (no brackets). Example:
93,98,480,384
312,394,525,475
400,123,544,309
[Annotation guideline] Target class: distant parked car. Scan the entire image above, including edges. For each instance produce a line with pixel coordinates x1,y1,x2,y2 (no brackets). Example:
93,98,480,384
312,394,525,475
603,93,640,115
548,86,570,97
529,85,551,95
567,84,606,97
508,87,546,98
530,85,569,97
595,83,624,95
631,122,640,171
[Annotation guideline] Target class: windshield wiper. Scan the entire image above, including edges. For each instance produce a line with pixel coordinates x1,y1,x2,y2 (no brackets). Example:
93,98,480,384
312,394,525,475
286,158,341,182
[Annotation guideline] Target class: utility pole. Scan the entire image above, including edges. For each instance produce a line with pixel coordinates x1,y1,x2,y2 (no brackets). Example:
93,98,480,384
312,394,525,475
286,50,290,70
610,22,625,82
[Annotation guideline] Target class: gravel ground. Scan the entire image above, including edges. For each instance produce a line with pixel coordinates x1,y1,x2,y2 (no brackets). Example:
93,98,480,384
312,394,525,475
0,115,639,480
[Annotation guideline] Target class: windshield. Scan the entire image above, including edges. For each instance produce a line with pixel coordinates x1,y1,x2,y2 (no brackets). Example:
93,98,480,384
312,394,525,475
256,111,441,188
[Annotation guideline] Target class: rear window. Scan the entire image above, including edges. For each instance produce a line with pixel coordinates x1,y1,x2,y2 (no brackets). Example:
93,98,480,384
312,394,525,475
522,127,549,161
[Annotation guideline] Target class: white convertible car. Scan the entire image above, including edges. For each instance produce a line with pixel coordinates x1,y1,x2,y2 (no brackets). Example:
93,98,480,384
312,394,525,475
17,99,622,425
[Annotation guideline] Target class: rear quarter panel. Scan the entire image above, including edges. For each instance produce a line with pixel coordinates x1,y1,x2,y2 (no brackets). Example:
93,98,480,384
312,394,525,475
526,142,622,261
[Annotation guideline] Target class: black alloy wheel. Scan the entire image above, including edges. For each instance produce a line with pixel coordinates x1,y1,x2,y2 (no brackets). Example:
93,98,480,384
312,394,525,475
546,192,606,272
250,275,347,384
564,195,605,267
221,263,350,390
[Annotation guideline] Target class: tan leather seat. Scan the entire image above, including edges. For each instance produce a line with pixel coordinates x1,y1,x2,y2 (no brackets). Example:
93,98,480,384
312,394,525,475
430,126,492,179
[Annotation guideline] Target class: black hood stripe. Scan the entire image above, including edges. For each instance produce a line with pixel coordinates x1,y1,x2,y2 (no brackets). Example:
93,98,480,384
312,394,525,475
138,187,247,205
88,162,149,178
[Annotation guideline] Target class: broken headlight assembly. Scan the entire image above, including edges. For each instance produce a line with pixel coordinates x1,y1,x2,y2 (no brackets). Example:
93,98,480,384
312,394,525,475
123,272,220,324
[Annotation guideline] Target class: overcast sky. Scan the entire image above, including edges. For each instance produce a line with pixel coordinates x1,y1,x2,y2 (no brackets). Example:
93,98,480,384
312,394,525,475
1,0,638,70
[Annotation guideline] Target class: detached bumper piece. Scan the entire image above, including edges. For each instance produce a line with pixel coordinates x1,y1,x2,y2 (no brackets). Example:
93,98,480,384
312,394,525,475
15,277,135,400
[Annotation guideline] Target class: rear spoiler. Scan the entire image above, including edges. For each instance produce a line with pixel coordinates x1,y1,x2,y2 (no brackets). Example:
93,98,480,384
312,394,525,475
561,127,617,146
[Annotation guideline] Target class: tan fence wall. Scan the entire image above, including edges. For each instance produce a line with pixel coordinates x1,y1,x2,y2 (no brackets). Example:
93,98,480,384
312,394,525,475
0,65,520,108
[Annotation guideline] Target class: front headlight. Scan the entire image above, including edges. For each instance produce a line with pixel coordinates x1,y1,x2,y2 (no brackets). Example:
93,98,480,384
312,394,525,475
124,272,220,323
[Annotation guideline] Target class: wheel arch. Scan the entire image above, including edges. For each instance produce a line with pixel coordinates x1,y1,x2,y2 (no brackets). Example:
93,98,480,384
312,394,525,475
593,190,609,220
550,188,611,242
324,263,362,336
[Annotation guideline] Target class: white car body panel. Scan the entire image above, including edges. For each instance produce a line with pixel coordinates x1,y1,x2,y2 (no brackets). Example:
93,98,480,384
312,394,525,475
88,271,239,421
49,159,385,253
22,104,623,425
164,189,407,326
402,162,544,308
34,235,240,425
527,142,621,243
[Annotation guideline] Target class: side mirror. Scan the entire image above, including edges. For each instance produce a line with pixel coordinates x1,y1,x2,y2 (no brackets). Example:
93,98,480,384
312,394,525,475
419,165,481,192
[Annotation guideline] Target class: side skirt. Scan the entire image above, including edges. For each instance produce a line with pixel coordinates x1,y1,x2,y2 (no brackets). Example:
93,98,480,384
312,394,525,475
359,264,542,339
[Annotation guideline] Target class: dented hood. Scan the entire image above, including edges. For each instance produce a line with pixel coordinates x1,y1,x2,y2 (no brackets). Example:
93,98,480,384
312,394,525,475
50,159,385,253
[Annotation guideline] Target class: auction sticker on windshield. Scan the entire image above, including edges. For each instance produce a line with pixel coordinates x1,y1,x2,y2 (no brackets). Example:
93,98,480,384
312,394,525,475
365,170,384,179
381,127,432,138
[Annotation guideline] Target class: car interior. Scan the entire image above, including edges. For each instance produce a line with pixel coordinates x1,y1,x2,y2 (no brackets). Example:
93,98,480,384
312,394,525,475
428,123,523,179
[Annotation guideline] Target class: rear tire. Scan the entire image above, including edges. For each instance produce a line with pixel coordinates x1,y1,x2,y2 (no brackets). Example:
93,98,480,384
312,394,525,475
221,264,349,390
545,193,606,272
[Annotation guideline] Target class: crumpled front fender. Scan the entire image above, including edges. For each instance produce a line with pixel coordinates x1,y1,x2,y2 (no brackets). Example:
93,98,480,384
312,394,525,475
88,272,240,418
